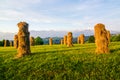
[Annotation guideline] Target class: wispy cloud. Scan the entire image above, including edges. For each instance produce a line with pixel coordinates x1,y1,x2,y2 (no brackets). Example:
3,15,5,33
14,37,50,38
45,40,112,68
0,0,120,32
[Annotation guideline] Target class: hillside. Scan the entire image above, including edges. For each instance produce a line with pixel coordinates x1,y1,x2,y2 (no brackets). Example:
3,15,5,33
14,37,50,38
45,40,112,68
0,42,120,80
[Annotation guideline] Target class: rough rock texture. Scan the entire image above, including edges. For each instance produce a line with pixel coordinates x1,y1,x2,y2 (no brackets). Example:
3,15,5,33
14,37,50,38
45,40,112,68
64,35,67,45
67,32,73,47
16,22,31,58
14,35,18,49
30,36,35,46
49,38,53,45
94,23,109,54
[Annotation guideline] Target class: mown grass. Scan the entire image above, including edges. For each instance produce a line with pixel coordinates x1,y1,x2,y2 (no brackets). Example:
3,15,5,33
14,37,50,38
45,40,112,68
0,42,120,80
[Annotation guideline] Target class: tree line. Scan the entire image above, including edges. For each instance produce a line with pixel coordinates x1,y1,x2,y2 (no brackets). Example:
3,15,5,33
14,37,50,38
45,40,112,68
0,34,120,46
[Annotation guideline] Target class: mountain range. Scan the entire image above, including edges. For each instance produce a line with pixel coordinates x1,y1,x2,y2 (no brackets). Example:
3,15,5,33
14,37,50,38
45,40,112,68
0,30,119,40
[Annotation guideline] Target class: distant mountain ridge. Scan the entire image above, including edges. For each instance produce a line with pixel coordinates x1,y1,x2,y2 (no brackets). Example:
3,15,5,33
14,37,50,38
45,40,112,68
0,30,119,40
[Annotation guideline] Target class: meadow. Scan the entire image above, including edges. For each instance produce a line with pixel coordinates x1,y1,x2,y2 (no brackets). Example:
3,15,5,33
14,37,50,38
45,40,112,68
0,42,120,80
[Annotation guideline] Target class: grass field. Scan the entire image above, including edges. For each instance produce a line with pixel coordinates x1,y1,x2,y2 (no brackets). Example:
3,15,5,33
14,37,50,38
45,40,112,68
0,42,120,80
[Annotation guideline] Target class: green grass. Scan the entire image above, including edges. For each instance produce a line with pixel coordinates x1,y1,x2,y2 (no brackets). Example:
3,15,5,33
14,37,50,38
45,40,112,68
0,42,120,80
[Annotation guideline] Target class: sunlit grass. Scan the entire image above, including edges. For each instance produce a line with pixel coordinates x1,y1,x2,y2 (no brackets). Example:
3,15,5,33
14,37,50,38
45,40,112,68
0,42,120,80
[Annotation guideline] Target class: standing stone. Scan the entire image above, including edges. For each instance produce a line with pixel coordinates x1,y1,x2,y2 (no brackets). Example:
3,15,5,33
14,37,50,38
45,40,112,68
94,23,109,54
67,32,73,47
16,22,31,58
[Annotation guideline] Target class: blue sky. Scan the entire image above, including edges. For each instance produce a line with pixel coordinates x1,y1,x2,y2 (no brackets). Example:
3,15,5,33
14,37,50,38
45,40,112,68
0,0,120,32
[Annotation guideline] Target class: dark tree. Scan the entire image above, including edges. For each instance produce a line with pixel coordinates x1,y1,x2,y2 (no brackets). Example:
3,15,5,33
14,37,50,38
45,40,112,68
0,40,4,46
88,36,95,43
35,36,44,45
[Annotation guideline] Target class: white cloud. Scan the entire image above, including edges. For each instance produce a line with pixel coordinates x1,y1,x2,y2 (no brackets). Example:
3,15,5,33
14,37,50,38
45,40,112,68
0,9,25,21
0,0,120,32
